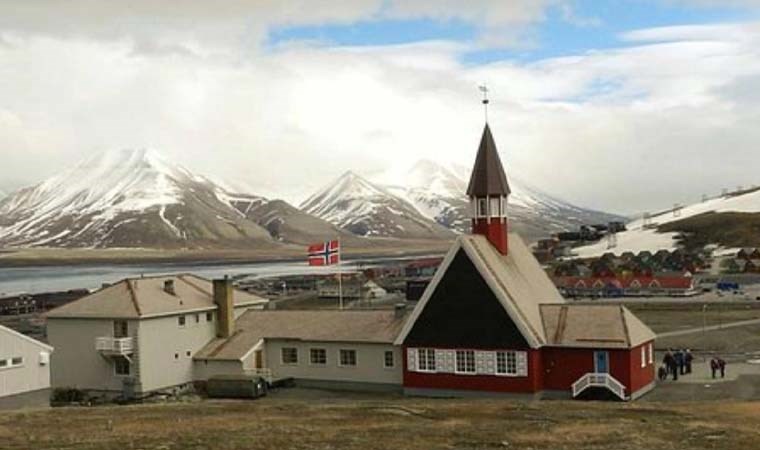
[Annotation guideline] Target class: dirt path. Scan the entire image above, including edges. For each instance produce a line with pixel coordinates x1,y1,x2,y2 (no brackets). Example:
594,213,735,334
657,317,760,338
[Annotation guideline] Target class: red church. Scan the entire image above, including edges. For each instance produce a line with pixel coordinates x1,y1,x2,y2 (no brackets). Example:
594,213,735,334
395,123,656,401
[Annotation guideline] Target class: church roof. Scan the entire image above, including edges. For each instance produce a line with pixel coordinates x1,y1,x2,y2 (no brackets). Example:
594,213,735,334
540,304,656,349
466,124,511,197
396,233,565,348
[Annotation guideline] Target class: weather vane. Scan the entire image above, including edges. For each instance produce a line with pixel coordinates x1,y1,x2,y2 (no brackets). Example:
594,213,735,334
478,84,490,122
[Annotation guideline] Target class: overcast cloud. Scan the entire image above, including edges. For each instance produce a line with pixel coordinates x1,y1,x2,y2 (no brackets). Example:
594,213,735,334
0,1,759,215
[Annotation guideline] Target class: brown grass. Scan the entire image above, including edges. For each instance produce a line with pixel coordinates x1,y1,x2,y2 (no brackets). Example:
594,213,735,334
2,396,760,450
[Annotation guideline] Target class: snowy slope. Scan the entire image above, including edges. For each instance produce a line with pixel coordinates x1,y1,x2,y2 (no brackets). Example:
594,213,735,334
0,149,275,248
378,160,625,240
300,171,454,239
574,187,760,257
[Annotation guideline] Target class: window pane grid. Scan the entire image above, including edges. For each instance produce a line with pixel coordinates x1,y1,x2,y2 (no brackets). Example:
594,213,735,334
455,350,475,373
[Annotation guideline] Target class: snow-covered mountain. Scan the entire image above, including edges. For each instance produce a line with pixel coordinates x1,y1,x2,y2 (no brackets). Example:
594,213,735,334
380,160,625,241
300,171,454,239
0,149,280,249
575,187,760,257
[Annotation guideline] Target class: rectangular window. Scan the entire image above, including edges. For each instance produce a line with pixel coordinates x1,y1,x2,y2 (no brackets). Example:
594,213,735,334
417,348,436,372
384,351,395,369
114,357,130,376
490,197,501,217
648,343,653,364
281,347,298,365
310,348,327,365
113,320,128,338
195,314,200,324
0,359,7,368
206,312,213,322
339,349,357,367
10,357,23,367
477,198,488,217
641,346,647,368
496,351,518,375
178,315,186,327
455,350,476,374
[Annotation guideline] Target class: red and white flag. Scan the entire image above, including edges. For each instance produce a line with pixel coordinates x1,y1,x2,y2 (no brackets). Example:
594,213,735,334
307,240,340,266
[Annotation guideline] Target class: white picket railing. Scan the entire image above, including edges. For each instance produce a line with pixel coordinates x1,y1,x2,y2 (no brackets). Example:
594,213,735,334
571,372,627,400
95,337,134,355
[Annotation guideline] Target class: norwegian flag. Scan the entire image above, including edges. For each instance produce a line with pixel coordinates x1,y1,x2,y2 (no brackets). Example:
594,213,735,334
307,240,340,266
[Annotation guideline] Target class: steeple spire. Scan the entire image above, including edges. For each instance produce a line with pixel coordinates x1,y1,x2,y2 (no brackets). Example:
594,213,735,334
467,93,511,255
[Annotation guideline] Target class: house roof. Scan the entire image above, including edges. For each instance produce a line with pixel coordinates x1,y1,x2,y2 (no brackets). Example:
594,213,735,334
540,304,656,349
466,124,511,197
0,324,53,352
46,274,267,319
195,309,409,361
396,233,565,348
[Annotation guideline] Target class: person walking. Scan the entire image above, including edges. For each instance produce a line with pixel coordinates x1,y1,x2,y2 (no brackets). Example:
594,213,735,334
718,358,726,379
684,349,693,374
675,349,685,375
663,350,677,381
710,357,718,379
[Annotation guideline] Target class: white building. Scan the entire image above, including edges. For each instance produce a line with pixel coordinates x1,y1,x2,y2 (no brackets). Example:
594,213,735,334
46,275,267,398
0,325,53,409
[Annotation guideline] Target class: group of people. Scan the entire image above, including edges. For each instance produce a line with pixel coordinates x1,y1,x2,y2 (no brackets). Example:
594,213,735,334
659,348,694,381
658,349,728,381
710,357,727,379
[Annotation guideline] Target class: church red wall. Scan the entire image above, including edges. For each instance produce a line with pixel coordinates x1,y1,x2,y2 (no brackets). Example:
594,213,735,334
628,341,656,394
402,347,542,393
471,219,508,255
540,348,633,393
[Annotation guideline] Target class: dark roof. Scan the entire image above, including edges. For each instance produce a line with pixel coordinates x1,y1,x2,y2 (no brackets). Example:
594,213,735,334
466,124,511,197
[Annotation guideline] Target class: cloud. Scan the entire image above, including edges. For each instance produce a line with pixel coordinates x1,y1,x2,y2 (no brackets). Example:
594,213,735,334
1,6,760,215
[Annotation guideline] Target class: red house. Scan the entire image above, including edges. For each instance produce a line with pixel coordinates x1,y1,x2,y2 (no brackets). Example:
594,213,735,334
395,123,656,401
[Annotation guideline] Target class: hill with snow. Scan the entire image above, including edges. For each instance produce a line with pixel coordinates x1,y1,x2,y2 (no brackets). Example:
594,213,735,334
379,160,625,241
300,171,454,239
574,187,760,257
0,150,282,249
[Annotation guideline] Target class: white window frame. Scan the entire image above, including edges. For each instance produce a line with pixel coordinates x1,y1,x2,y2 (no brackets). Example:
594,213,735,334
281,347,299,365
648,343,654,365
496,351,518,376
178,315,186,327
0,358,7,370
641,346,647,368
489,197,501,218
206,311,213,322
417,348,436,372
309,348,327,366
383,350,395,369
338,349,357,367
477,198,488,218
455,350,476,374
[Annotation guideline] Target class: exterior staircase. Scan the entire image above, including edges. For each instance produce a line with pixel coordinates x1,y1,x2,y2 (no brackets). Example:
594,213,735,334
571,373,628,401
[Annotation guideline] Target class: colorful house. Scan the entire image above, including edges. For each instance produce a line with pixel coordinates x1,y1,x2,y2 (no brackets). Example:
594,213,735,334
395,123,656,400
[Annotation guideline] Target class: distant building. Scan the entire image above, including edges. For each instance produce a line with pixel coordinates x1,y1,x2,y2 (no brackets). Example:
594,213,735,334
0,325,53,409
46,275,268,398
555,273,697,297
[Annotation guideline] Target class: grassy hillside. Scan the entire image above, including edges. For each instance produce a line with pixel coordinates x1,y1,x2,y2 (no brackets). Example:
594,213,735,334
3,395,760,449
658,212,760,250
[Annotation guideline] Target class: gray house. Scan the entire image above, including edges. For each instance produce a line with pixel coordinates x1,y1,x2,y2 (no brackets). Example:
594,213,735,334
0,324,53,409
47,275,268,397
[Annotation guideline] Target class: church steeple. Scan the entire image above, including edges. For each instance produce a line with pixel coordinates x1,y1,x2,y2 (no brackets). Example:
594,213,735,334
467,123,511,255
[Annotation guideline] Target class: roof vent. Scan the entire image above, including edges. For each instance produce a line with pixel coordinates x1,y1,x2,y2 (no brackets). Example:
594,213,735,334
164,279,176,295
394,303,407,318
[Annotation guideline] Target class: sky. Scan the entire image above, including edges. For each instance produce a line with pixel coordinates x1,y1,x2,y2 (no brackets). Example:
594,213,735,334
1,1,760,215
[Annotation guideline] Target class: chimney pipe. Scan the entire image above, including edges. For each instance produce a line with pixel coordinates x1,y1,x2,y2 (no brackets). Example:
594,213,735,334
213,277,234,338
164,279,176,295
394,303,407,319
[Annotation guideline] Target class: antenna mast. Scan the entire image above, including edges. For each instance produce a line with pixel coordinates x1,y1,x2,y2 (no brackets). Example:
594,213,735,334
479,84,490,122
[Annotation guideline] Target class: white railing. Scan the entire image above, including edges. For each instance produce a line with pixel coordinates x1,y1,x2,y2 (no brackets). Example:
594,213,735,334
244,368,273,383
95,337,135,355
571,372,627,400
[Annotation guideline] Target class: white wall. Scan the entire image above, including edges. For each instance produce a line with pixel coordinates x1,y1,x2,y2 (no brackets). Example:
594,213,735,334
265,340,402,386
0,327,51,398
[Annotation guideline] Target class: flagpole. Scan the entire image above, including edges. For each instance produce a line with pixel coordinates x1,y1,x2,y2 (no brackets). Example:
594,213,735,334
337,237,343,310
